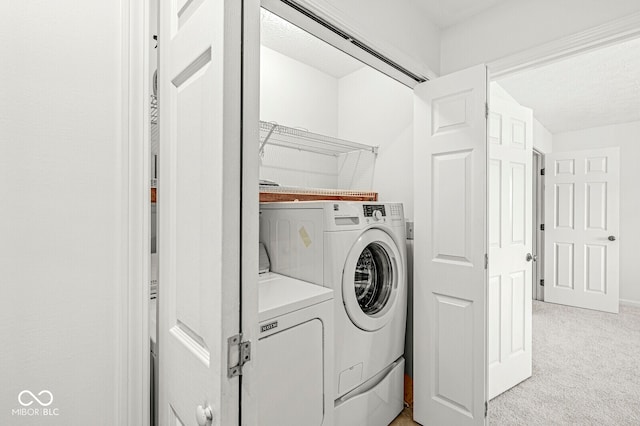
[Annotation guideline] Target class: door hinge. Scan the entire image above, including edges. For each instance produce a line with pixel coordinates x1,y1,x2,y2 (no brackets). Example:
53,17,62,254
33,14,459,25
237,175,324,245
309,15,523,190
540,279,545,287
540,168,545,176
227,334,251,378
485,401,488,418
540,224,545,231
484,253,488,270
485,102,489,119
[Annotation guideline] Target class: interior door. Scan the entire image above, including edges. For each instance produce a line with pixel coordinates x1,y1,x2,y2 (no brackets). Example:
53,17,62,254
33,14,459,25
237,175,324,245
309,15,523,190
544,148,620,313
158,0,243,424
413,64,488,426
487,93,533,400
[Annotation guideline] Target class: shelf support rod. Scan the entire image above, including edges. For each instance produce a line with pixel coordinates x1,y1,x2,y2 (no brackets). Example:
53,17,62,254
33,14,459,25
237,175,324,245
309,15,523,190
259,123,278,156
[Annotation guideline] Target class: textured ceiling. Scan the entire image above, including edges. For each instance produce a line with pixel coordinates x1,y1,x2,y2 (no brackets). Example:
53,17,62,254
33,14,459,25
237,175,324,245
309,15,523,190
497,37,640,134
412,0,512,28
260,9,364,79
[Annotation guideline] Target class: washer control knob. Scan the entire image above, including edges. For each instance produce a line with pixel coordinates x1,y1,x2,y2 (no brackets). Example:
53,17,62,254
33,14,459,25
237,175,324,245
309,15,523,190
373,210,383,221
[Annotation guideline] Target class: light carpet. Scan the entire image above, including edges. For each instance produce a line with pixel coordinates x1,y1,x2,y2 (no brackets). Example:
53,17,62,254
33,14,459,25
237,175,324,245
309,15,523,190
489,301,640,425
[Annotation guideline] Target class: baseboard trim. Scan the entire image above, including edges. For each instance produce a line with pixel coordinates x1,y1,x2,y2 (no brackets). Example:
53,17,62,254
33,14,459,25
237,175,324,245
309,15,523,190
620,298,640,308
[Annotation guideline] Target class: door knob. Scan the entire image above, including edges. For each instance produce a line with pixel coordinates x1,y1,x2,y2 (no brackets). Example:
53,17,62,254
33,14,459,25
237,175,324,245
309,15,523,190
196,405,214,426
526,253,537,262
608,235,616,241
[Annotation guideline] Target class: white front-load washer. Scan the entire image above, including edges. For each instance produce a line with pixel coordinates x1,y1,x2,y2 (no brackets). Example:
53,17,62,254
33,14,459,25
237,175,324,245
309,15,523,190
260,201,407,426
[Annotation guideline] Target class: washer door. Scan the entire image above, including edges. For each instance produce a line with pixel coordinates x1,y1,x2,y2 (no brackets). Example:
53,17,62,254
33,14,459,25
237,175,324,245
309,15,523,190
342,228,404,331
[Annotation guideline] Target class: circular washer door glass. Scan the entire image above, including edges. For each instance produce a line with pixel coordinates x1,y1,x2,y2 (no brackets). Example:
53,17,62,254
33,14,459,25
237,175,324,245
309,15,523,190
354,242,393,315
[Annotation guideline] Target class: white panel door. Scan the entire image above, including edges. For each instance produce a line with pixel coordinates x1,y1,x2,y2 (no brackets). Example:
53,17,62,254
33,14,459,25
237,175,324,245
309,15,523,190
544,148,620,313
158,0,242,425
487,94,533,400
414,64,488,426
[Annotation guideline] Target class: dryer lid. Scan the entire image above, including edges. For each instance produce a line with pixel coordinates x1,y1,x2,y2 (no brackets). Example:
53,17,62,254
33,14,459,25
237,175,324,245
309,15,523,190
259,273,333,322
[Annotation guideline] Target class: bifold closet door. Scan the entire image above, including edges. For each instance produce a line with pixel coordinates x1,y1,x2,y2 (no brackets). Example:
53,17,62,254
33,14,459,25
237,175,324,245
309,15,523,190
413,64,488,426
487,94,533,400
158,0,243,424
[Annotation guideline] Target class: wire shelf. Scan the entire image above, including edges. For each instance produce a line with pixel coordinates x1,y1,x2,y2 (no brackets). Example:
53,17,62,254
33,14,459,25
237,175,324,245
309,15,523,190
259,121,378,157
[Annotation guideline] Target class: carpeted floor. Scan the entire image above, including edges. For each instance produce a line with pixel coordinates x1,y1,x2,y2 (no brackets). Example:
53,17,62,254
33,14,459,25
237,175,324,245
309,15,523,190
391,301,640,426
489,301,640,425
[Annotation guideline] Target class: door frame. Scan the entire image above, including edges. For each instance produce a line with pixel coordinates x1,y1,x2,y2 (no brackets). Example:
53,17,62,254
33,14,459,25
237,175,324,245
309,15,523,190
532,149,544,301
488,11,640,79
123,4,640,426
122,0,151,424
240,0,261,424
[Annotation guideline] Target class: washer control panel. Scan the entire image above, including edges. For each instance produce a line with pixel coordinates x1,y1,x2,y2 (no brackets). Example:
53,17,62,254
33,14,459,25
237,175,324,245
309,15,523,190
363,205,386,220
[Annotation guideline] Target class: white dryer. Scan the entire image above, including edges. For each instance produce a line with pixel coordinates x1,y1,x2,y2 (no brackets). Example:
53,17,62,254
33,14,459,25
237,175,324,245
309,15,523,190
258,272,334,426
260,201,407,426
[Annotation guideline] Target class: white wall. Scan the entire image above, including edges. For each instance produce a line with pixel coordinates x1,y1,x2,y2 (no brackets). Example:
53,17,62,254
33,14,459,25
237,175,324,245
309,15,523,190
260,46,339,135
441,0,640,74
0,1,127,424
553,121,640,304
337,67,414,219
260,46,340,188
533,118,553,154
307,0,441,76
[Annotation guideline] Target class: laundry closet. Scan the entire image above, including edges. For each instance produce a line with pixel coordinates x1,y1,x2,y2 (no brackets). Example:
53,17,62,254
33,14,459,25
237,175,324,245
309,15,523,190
258,7,416,425
149,3,415,425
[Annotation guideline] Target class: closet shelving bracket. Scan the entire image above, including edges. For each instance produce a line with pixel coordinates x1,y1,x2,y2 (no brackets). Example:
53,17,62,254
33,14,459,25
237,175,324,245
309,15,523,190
259,121,378,157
